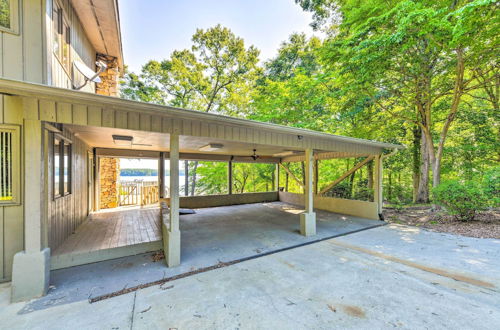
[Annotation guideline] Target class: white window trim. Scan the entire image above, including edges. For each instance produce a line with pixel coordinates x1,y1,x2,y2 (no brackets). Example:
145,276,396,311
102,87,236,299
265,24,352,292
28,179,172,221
0,124,21,205
0,0,20,35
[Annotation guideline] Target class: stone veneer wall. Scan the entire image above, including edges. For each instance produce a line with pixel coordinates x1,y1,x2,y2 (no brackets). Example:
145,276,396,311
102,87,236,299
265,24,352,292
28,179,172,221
96,54,119,97
100,158,120,209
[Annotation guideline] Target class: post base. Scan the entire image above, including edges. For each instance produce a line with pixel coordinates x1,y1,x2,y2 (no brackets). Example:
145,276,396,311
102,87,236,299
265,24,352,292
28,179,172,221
300,212,316,236
11,248,50,302
164,229,181,267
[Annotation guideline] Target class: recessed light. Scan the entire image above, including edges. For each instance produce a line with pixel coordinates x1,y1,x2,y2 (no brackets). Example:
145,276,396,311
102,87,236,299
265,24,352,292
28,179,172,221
199,143,224,152
112,135,133,146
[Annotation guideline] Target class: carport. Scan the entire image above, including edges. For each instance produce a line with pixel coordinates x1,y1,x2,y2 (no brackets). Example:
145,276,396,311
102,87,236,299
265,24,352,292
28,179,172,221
0,79,402,300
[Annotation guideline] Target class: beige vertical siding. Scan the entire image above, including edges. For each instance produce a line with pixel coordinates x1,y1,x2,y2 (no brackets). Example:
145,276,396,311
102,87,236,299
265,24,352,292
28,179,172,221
47,127,90,251
0,96,24,282
0,0,44,83
48,0,96,92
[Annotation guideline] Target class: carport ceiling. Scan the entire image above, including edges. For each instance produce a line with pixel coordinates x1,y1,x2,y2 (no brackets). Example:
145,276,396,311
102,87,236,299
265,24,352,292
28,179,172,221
68,124,305,157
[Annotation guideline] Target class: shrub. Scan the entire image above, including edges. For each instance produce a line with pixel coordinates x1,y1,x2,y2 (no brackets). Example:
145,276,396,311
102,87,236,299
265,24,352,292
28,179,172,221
482,166,500,207
432,180,488,221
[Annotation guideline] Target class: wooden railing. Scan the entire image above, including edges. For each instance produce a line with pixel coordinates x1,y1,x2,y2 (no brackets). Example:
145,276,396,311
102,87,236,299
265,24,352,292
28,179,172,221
118,181,160,206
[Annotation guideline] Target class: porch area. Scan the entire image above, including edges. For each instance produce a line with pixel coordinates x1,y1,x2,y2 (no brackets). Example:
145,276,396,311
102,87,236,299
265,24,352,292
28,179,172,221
50,201,383,271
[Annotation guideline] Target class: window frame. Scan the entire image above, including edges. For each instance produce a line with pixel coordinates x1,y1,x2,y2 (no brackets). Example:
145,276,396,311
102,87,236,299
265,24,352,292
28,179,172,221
52,1,72,74
0,0,19,35
0,124,21,205
53,133,72,199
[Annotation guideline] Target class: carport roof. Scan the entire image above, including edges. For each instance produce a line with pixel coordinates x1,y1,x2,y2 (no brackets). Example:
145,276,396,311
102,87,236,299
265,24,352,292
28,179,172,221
0,78,404,151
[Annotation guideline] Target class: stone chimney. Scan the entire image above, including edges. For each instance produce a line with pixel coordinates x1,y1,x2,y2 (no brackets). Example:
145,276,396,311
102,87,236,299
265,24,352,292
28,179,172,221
99,157,120,209
95,54,119,97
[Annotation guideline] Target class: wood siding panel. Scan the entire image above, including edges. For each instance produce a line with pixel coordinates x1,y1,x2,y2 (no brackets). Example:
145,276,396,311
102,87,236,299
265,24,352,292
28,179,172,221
40,100,57,121
87,106,102,126
47,128,89,250
56,102,72,123
72,104,88,125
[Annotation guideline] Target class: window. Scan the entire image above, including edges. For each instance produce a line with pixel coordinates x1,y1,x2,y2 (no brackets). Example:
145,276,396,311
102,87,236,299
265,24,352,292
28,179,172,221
0,125,20,204
52,2,71,72
0,0,18,34
53,134,72,198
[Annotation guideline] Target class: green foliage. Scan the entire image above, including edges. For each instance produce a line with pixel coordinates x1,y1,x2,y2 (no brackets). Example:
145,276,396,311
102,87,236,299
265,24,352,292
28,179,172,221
432,180,489,221
195,162,228,195
482,166,500,207
0,0,10,29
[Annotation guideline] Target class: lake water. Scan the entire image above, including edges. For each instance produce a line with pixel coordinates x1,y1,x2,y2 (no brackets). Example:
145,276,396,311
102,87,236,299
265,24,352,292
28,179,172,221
120,175,186,184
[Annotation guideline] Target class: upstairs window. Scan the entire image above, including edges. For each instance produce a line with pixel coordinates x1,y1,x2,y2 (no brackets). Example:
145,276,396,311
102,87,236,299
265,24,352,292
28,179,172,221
52,2,71,73
0,0,19,34
53,134,72,198
0,125,20,204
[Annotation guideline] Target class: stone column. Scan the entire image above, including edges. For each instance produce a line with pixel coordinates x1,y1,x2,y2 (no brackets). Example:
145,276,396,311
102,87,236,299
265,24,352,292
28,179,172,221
99,157,120,209
299,148,316,236
95,54,119,97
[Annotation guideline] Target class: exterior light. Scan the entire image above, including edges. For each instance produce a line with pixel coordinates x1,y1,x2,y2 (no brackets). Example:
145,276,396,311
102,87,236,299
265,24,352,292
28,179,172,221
112,134,133,146
199,143,224,152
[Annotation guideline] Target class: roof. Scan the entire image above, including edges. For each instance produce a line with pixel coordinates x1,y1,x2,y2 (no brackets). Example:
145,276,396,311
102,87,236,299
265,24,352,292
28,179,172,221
0,78,404,152
70,0,124,71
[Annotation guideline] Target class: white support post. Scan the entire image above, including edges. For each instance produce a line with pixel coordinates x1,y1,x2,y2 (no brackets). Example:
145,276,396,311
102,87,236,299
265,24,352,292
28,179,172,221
374,154,383,218
228,160,233,195
11,118,50,302
158,152,165,199
164,133,181,267
275,163,280,191
299,148,316,236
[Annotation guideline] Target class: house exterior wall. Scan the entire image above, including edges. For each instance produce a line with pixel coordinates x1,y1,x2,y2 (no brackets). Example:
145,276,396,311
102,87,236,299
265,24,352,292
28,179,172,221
0,96,24,282
0,0,45,84
47,126,90,251
47,0,97,92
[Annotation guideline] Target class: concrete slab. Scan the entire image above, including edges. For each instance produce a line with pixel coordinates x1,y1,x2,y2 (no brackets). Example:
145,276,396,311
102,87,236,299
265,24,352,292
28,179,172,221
19,202,382,312
0,225,499,329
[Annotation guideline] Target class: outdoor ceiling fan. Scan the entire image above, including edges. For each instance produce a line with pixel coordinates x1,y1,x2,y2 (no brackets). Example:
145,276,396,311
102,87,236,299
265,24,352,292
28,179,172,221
251,149,260,161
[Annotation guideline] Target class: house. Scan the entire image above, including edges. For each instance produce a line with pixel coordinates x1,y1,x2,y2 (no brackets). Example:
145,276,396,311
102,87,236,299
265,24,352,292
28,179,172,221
0,0,402,302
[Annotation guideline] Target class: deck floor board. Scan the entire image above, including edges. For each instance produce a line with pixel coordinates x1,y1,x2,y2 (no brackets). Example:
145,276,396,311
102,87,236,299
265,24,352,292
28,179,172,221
53,206,161,257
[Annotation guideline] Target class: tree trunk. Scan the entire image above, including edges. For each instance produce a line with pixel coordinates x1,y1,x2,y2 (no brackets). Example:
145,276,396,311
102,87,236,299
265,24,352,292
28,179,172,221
367,161,374,189
388,172,393,202
412,126,421,203
285,172,289,192
416,130,430,203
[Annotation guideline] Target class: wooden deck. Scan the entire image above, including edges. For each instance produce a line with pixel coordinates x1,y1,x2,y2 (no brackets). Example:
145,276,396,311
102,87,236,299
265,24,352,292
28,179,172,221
51,206,162,269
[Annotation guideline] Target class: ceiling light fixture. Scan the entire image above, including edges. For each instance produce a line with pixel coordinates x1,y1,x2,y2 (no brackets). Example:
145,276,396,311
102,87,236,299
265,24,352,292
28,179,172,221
272,150,301,157
199,143,224,152
112,135,133,146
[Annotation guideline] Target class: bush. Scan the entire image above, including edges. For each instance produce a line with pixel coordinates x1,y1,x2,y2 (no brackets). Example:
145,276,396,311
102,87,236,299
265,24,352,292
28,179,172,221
482,166,500,207
432,180,488,221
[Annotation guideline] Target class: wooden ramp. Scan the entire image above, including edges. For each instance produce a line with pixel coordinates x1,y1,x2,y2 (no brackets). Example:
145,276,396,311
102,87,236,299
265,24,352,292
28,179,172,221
51,206,162,270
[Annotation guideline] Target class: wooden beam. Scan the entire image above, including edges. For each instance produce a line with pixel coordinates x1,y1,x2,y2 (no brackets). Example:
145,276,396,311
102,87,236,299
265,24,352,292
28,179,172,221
318,156,375,195
278,163,304,189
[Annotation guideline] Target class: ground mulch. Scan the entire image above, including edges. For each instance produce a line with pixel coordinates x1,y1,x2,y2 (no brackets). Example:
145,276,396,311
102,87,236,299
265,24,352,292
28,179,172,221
384,206,500,239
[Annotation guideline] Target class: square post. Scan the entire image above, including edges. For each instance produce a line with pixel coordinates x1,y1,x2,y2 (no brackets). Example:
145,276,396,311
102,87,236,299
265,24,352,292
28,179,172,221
158,152,165,199
163,133,181,267
11,118,50,302
228,160,233,195
374,155,383,218
275,163,280,191
299,148,316,236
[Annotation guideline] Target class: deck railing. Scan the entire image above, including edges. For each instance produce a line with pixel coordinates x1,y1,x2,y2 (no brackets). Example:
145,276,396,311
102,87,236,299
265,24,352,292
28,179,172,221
118,181,160,206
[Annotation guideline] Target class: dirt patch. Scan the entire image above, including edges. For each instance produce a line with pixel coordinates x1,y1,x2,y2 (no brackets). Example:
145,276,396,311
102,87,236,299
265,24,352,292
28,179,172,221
151,250,165,262
384,206,500,239
341,305,365,318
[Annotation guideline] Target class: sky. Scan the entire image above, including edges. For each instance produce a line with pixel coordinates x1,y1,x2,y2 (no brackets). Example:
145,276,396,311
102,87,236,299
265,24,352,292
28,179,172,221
118,0,318,73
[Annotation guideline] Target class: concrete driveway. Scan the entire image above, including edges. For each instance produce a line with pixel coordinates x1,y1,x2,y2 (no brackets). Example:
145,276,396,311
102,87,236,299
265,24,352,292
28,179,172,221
1,224,499,329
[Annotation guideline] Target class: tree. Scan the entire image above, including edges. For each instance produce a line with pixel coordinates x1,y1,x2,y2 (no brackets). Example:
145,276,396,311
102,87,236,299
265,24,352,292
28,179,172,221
300,0,499,202
121,25,261,194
